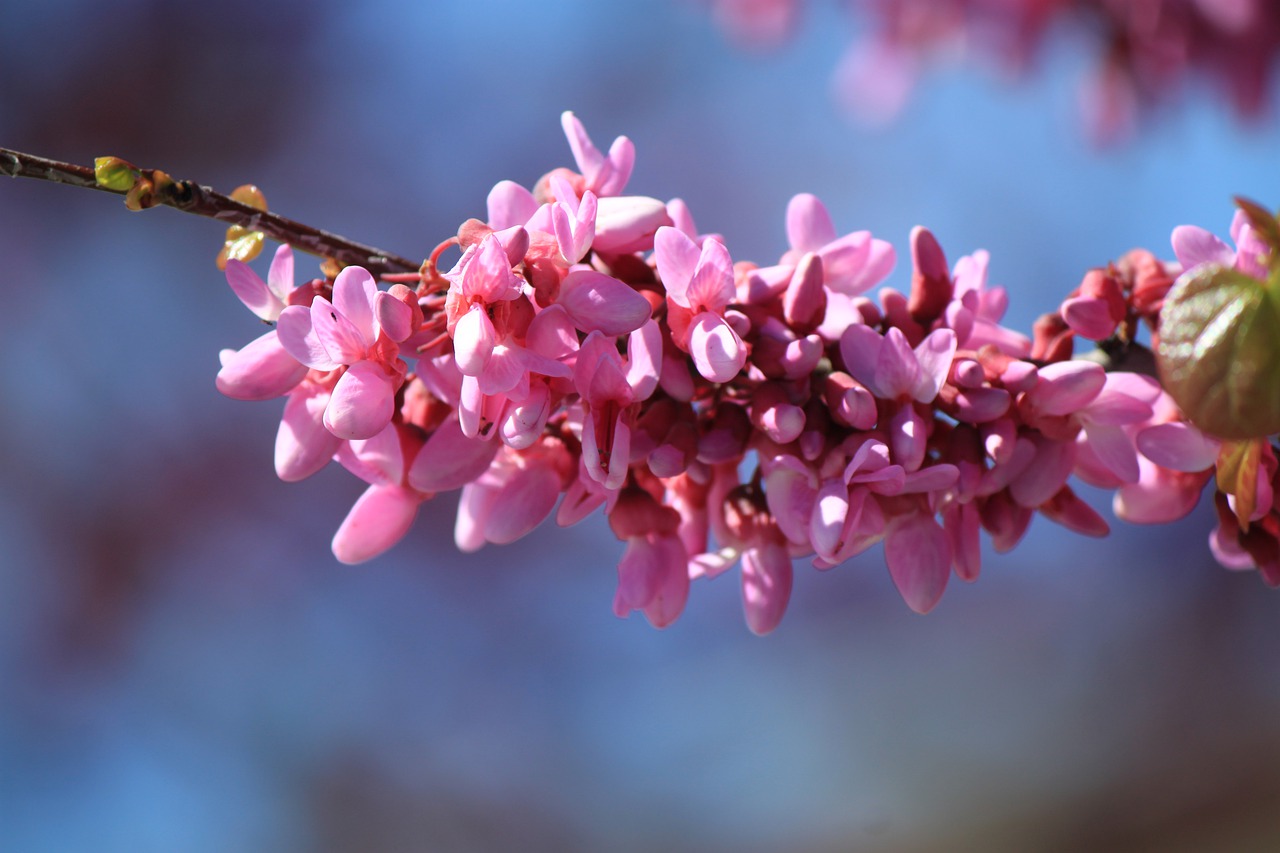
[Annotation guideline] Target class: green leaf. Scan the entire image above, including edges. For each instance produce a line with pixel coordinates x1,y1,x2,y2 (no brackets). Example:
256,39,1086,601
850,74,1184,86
1233,196,1280,257
93,156,139,192
1157,264,1280,439
1216,439,1262,529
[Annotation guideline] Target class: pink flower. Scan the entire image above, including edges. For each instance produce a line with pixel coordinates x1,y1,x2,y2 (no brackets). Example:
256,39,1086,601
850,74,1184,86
331,423,430,564
654,226,748,382
277,266,414,440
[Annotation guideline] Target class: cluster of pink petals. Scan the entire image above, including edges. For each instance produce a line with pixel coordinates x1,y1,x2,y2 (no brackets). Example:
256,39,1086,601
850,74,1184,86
216,114,1275,634
709,0,1280,141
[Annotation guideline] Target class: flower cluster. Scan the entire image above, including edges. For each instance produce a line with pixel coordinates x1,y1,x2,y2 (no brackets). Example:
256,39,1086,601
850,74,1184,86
708,0,1280,141
216,112,1272,633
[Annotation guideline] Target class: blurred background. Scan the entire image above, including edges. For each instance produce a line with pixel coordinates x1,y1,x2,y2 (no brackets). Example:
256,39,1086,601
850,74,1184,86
2,1,1279,850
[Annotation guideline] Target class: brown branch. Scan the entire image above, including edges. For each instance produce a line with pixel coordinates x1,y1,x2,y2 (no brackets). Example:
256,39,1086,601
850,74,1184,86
0,147,420,276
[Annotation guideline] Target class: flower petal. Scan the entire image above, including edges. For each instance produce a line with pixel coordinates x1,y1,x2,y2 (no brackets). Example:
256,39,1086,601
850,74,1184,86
324,361,397,440
332,483,420,564
885,513,951,614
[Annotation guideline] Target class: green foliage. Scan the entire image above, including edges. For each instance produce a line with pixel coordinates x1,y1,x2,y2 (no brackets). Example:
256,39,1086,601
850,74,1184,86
1157,263,1280,439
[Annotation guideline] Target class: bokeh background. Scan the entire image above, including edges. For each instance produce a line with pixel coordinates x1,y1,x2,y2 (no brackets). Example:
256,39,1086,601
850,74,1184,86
2,2,1279,850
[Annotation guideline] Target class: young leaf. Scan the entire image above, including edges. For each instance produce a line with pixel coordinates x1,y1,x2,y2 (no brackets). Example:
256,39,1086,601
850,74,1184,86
1157,264,1280,439
1216,439,1262,529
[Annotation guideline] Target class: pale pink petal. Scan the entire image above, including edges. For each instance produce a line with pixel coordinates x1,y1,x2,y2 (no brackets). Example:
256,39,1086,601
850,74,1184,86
687,238,735,312
741,542,793,635
1082,422,1140,484
344,421,406,484
311,296,370,365
332,483,420,565
1171,224,1235,270
598,135,635,196
838,323,884,393
1025,361,1105,416
689,312,746,383
486,466,561,544
476,344,525,396
911,328,956,403
785,193,836,253
591,196,672,254
875,327,921,400
453,304,496,376
486,180,538,230
324,361,397,440
276,305,339,371
625,320,663,401
953,387,1011,423
559,269,652,336
1061,296,1119,340
331,266,378,346
561,111,605,187
765,463,818,547
225,259,284,322
885,513,951,614
838,238,896,295
408,416,501,492
275,385,340,482
455,482,494,553
216,331,308,401
654,225,700,305
815,232,871,292
266,244,295,302
500,382,551,449
1136,422,1219,472
374,290,413,343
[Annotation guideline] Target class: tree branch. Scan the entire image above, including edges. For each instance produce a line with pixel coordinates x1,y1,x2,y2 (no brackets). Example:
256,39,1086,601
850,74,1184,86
0,147,420,276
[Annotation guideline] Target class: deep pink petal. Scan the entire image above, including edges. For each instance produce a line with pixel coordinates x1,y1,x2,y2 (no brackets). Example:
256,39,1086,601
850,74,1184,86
324,361,397,440
344,421,406,485
408,416,501,492
885,514,951,614
486,466,561,544
559,269,652,336
561,111,605,186
641,536,691,629
1009,436,1076,506
741,542,793,635
332,483,420,564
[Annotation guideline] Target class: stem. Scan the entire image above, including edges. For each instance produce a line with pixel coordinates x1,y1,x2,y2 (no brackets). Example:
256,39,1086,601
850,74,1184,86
0,147,420,276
